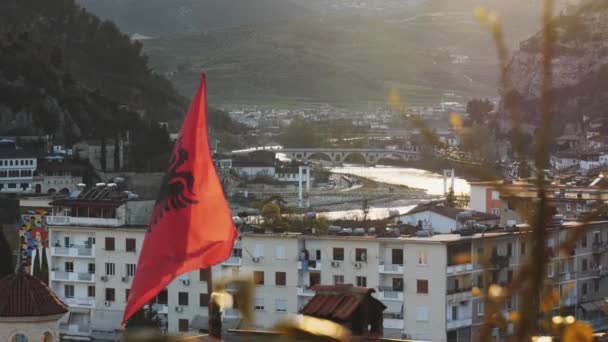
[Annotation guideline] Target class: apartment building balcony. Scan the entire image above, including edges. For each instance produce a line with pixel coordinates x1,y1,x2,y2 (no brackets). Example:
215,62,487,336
51,271,95,283
558,271,576,282
60,323,91,337
152,303,169,314
383,316,404,330
446,318,472,330
51,245,94,258
378,263,404,274
591,241,605,254
377,286,404,301
47,215,121,227
298,260,321,271
297,286,315,297
562,296,577,307
446,263,474,275
222,256,242,267
446,287,473,303
223,308,240,318
64,297,95,308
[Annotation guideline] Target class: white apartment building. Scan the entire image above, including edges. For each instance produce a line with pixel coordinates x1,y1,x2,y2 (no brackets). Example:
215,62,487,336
221,221,608,341
46,185,214,340
0,152,85,195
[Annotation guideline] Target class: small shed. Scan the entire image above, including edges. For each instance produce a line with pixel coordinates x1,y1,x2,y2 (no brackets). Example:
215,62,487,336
300,284,386,337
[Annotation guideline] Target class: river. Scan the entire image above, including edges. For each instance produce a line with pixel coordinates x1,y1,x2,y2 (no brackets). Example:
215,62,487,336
320,165,470,220
330,164,470,195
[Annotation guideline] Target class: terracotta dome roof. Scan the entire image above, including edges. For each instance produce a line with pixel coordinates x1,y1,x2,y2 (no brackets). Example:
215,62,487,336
0,271,68,318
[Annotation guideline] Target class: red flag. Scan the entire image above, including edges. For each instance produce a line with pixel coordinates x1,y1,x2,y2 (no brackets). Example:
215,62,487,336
122,73,238,325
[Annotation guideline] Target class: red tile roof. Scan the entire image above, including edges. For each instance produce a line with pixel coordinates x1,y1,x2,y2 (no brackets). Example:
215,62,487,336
301,284,384,322
0,271,68,318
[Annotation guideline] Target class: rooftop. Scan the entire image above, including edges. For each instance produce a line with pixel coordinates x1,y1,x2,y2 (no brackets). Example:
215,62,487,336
0,270,68,318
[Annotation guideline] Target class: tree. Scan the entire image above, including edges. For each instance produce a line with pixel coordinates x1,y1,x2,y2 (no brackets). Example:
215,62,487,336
445,187,456,208
32,248,41,279
40,247,49,285
279,118,324,148
0,228,13,279
261,203,281,227
466,99,494,125
100,137,107,171
362,199,370,224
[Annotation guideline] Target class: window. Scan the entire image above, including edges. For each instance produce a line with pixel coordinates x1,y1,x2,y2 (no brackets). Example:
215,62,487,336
582,258,588,272
200,293,209,307
105,288,115,301
491,191,500,200
126,264,136,276
178,319,189,332
582,282,588,296
521,242,526,255
254,244,264,258
417,280,429,294
333,275,344,284
417,251,428,265
275,299,287,312
275,272,286,286
356,276,367,287
391,248,403,265
275,245,286,260
451,305,458,320
254,271,264,285
178,292,189,306
88,263,95,274
65,261,74,273
393,278,404,291
582,235,588,248
548,263,554,277
64,285,74,298
125,289,130,302
254,298,265,311
105,263,115,276
576,203,582,212
333,248,344,261
566,203,572,211
88,286,95,297
594,279,600,292
492,208,501,216
477,301,485,316
355,248,367,262
507,243,512,257
199,268,210,282
105,237,115,251
126,238,136,252
415,306,429,322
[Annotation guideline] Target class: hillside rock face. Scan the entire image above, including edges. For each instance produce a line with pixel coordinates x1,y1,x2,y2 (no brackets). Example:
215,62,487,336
504,1,608,128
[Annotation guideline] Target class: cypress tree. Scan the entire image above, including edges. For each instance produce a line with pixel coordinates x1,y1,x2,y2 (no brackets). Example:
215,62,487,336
100,137,107,171
40,247,49,285
113,135,120,171
0,228,14,279
32,248,41,279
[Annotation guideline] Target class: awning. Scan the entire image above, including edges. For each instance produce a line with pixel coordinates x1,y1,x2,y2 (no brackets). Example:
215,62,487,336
191,314,208,330
382,301,403,314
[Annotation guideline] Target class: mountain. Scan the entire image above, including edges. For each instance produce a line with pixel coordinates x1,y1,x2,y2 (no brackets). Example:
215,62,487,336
0,0,248,168
502,0,608,132
76,0,315,37
140,1,577,107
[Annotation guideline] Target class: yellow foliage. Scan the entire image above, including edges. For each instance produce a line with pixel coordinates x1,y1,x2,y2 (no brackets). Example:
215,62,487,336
563,321,593,342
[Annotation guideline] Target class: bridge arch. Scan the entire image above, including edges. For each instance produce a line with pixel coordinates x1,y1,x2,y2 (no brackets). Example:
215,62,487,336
307,152,333,162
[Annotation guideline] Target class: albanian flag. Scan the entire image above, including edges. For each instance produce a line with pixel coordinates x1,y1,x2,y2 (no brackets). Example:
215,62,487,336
122,73,238,324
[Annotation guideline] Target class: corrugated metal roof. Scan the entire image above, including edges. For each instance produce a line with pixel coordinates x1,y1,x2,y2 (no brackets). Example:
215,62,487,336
0,271,68,318
300,284,384,322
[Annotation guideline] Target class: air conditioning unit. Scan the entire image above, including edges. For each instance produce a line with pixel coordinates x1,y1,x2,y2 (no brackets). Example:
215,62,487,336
175,306,184,313
104,301,111,307
100,276,108,282
121,276,129,282
331,261,341,268
252,257,261,263
182,279,190,286
354,262,362,269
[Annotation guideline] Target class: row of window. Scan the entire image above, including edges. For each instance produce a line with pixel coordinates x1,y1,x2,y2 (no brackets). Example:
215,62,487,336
104,237,137,252
103,263,136,276
0,170,33,178
0,183,29,190
0,159,34,166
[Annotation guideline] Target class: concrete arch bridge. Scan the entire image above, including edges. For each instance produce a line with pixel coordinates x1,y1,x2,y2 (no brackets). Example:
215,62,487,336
279,148,421,165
